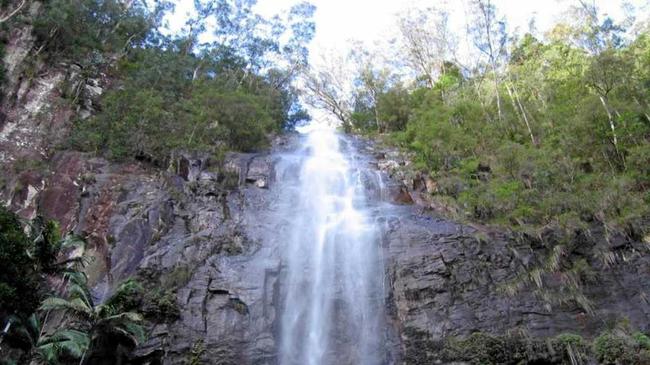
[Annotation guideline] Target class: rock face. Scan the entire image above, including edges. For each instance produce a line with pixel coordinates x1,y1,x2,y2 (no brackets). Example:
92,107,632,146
382,209,650,361
80,152,285,365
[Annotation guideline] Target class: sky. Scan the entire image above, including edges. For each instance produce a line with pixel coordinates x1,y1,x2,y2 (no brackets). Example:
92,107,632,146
263,0,647,61
166,0,649,65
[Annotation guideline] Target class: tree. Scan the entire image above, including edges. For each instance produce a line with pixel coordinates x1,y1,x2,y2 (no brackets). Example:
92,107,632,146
32,0,160,62
303,54,355,130
467,0,508,123
66,0,315,163
586,49,629,166
350,48,394,132
0,206,40,319
38,273,144,365
397,6,457,90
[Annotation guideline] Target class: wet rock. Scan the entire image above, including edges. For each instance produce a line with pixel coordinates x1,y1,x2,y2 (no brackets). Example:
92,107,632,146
388,185,414,205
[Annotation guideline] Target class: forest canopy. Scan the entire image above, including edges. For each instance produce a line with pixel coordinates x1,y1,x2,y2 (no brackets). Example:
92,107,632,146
22,0,315,165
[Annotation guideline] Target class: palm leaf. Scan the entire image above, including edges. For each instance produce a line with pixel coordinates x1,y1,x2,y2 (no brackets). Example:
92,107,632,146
96,312,146,345
39,297,93,317
59,234,86,250
37,329,90,360
67,283,93,308
101,311,143,323
5,314,41,347
99,320,146,346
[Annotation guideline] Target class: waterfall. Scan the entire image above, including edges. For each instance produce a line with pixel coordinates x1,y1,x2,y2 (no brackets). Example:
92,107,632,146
276,124,388,365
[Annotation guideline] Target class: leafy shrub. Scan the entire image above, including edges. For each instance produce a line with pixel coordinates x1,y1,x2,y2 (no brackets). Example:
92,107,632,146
593,331,636,364
106,278,180,322
0,207,40,317
142,289,180,321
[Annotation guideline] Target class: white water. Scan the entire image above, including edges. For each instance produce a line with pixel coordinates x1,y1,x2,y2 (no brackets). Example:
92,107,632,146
276,125,388,365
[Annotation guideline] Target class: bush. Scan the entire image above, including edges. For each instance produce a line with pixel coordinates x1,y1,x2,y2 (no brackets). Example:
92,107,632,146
593,331,636,364
142,289,180,321
106,278,180,322
444,332,516,364
0,207,40,317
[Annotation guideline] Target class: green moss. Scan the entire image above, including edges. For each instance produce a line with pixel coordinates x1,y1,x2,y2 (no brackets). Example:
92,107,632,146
188,340,206,365
105,278,144,312
442,332,534,365
551,333,588,364
107,278,180,322
161,265,193,290
229,298,248,315
142,289,180,321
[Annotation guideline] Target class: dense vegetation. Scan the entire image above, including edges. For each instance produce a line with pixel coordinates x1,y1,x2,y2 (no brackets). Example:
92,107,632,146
24,0,314,165
338,3,650,238
307,0,650,317
405,326,650,364
0,206,161,365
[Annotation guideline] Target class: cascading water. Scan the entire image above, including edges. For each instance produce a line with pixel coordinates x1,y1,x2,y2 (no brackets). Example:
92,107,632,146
274,124,390,365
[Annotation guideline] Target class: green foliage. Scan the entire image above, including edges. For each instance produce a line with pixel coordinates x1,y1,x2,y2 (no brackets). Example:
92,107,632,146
348,16,650,313
63,0,313,165
104,279,144,313
105,278,180,321
444,332,520,364
593,331,637,364
428,331,590,364
189,340,206,365
37,272,145,364
32,0,155,63
142,289,180,320
403,329,650,365
0,206,40,317
35,329,90,364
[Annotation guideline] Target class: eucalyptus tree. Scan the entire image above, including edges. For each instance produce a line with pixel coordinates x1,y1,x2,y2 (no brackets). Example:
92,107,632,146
397,5,457,91
303,53,355,131
467,0,508,123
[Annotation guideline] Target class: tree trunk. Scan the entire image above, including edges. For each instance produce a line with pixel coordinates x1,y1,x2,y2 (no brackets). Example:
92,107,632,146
492,63,503,123
0,0,27,23
598,94,624,167
512,84,536,145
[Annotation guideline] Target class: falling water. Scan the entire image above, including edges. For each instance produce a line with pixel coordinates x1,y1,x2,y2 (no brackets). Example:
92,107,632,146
276,124,389,365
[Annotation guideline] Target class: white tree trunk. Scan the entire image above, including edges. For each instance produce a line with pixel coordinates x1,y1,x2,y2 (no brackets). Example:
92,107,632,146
0,0,26,23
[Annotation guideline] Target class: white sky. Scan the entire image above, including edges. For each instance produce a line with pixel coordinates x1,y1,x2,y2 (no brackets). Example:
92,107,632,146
166,0,649,64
